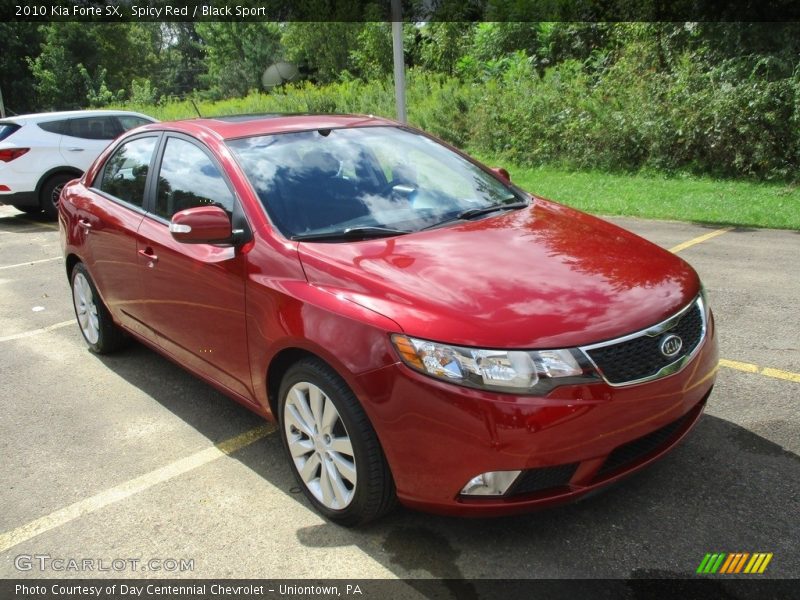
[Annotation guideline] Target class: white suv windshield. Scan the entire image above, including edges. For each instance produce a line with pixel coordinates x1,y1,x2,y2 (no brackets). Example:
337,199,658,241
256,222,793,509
227,126,524,240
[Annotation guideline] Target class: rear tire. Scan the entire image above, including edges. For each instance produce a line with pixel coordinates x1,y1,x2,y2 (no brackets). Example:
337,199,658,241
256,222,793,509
278,358,396,526
70,262,127,354
40,173,75,220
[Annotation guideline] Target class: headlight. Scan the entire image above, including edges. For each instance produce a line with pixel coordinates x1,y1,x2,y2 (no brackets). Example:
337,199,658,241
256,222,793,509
392,334,598,394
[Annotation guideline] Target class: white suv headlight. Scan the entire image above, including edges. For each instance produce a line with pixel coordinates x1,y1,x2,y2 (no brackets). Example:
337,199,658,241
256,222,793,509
392,334,598,394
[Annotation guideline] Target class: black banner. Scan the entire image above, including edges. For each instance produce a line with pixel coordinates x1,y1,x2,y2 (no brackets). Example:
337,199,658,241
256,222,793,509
3,0,800,23
2,579,798,600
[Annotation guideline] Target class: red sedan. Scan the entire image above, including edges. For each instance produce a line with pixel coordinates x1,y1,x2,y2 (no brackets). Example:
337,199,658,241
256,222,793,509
59,114,718,525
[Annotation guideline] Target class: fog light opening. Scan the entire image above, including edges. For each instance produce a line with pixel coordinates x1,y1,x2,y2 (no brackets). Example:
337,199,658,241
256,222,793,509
460,470,521,496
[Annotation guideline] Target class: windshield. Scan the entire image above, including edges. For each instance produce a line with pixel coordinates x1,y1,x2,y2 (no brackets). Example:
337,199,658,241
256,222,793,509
227,126,524,240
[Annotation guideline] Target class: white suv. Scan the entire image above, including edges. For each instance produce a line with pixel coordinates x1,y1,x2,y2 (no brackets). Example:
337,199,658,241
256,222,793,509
0,110,156,218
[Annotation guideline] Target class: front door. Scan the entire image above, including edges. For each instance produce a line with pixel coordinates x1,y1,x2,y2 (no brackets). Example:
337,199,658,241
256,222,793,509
137,135,253,400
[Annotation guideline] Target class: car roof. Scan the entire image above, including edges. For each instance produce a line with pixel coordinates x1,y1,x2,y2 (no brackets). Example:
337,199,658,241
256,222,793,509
0,110,155,124
135,113,399,141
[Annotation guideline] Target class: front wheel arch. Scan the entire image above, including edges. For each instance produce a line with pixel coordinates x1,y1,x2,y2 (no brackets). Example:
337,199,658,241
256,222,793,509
266,347,318,420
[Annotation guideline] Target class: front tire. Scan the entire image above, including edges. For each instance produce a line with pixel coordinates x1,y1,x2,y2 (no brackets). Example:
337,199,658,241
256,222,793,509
278,358,396,526
70,263,127,354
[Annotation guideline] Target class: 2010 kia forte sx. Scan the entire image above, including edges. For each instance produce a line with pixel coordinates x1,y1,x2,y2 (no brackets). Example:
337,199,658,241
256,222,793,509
59,114,718,525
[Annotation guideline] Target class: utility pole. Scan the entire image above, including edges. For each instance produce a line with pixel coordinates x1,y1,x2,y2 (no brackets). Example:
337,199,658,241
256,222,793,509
0,86,6,119
391,0,406,123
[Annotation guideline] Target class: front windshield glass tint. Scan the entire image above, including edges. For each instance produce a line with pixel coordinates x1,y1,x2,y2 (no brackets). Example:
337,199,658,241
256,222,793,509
227,126,522,239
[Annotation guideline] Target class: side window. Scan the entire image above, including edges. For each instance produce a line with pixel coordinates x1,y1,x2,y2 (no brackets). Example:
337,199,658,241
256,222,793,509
101,116,125,138
37,120,70,135
117,115,153,131
97,137,158,208
154,138,234,220
66,117,121,140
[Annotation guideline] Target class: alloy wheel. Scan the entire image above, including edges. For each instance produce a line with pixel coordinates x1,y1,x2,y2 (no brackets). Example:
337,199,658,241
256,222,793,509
283,381,357,510
72,272,100,344
51,183,65,208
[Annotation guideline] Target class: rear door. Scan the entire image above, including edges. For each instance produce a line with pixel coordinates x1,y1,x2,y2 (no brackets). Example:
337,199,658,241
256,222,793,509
60,116,124,170
78,133,160,340
137,134,253,400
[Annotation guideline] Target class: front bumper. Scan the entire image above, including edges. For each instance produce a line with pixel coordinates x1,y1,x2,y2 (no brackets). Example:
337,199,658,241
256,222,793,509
354,311,718,516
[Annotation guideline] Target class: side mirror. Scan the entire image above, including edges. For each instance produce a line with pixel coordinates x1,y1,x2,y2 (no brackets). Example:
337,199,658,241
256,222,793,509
169,205,233,244
490,167,511,182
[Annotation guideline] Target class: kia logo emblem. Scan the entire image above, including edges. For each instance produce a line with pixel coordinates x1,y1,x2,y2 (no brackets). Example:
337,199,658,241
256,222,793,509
660,334,683,357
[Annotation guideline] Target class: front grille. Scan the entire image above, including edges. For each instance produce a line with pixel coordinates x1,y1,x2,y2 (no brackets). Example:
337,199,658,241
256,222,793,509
585,300,704,385
596,411,694,477
507,463,579,496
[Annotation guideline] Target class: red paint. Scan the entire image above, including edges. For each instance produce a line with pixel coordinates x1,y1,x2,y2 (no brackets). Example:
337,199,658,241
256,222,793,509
298,197,699,348
170,205,232,244
61,115,719,516
490,166,511,181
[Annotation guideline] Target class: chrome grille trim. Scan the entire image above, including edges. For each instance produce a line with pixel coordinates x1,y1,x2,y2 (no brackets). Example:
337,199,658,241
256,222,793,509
579,294,708,387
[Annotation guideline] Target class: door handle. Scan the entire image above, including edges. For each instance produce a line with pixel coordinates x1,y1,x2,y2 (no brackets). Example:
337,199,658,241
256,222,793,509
138,248,158,267
78,219,92,231
66,147,85,152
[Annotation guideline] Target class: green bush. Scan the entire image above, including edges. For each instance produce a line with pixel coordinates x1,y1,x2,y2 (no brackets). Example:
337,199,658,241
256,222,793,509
112,54,800,182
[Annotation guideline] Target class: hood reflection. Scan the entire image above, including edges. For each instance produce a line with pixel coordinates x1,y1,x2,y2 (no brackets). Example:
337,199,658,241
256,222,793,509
299,199,697,348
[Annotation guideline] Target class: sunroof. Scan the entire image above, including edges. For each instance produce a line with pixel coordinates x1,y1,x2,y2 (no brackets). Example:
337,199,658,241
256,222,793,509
211,113,287,122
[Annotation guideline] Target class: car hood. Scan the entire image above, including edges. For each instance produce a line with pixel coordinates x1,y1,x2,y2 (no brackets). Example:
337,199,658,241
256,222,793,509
297,198,700,348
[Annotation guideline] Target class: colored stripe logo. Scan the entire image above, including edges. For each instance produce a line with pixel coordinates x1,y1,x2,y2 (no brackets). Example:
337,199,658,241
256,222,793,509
697,552,773,574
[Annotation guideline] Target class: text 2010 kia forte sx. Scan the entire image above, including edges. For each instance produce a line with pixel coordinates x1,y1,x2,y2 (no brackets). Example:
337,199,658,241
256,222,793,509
59,114,718,525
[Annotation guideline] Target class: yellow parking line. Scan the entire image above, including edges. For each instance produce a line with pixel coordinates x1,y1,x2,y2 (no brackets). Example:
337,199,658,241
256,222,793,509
666,229,799,384
0,256,61,270
720,359,800,383
669,227,733,253
0,320,74,343
0,425,275,553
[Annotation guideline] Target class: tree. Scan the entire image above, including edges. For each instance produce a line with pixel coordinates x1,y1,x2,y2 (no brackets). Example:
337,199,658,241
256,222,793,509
350,21,392,81
196,23,283,98
469,22,541,62
29,23,160,109
0,23,42,115
535,22,615,71
159,23,207,98
417,23,475,76
281,23,363,83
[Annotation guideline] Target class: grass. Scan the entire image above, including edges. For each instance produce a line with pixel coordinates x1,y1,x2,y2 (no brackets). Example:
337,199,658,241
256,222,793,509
494,164,800,230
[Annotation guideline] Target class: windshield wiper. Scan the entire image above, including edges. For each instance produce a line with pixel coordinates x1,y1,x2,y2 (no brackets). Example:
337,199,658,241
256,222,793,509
457,200,529,220
422,199,529,230
291,226,410,242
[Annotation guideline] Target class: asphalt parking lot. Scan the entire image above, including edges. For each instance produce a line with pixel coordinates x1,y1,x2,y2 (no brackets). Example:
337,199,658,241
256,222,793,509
0,205,797,583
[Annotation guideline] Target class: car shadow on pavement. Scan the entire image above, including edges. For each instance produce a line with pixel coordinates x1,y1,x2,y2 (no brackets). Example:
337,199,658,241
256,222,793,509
689,222,757,233
0,211,55,231
96,343,799,583
95,342,269,447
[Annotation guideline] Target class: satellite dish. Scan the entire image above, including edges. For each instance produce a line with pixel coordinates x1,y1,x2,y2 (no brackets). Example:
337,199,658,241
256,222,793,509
262,62,300,90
